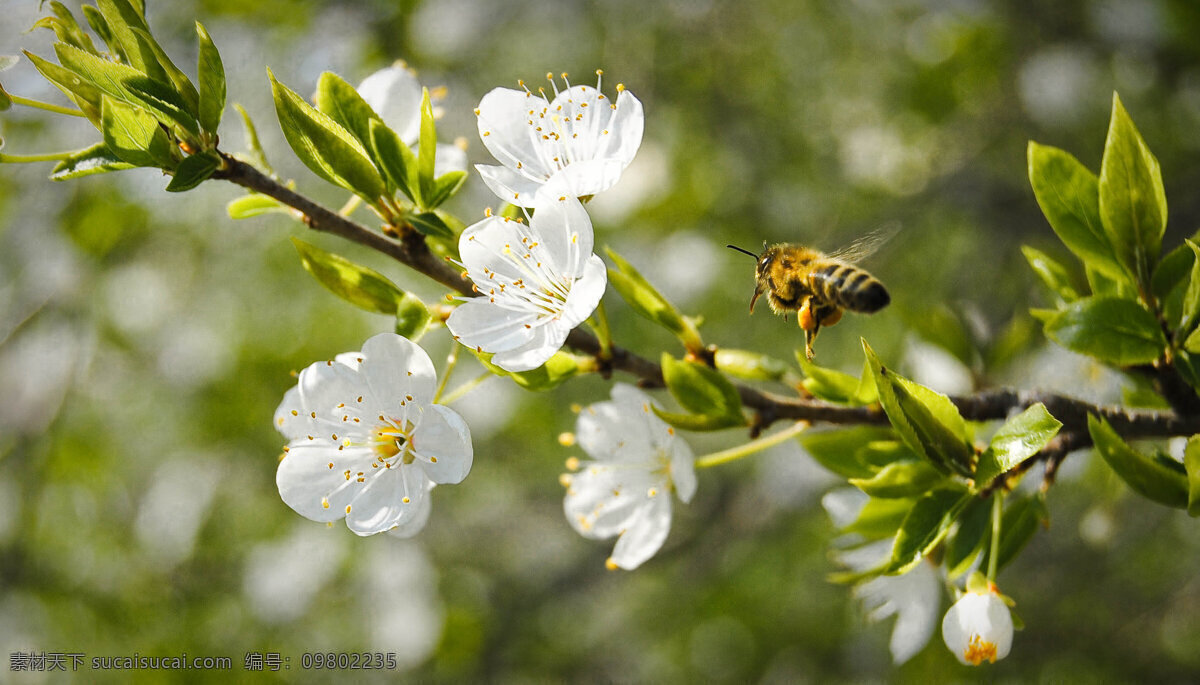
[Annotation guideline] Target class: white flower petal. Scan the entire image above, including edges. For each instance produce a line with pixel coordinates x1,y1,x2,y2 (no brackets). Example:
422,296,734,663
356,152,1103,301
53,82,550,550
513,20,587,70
386,480,435,538
346,464,431,536
564,464,657,539
297,357,363,421
941,591,1013,665
412,404,473,484
609,494,672,570
489,323,566,372
476,87,553,178
360,333,437,411
457,215,536,286
446,299,539,354
559,255,606,325
576,393,656,461
358,65,423,145
538,158,631,203
474,164,547,206
273,386,308,441
529,195,595,278
594,89,644,165
276,443,371,523
671,440,697,503
854,561,940,664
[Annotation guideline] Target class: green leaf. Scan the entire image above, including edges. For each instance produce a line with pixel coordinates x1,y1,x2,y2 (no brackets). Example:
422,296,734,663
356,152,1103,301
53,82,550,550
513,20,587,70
195,22,225,136
1098,93,1167,288
944,497,991,579
394,293,431,341
315,71,383,152
96,0,155,75
100,96,173,167
227,193,285,219
848,460,946,498
23,49,103,122
1088,414,1188,508
886,487,972,575
606,247,699,345
1022,245,1080,302
714,348,789,381
863,340,974,476
660,353,744,425
801,426,896,479
417,87,436,206
47,143,134,180
1185,436,1200,517
369,118,417,203
129,27,200,115
404,211,455,240
234,103,272,174
165,152,221,192
1177,240,1200,344
1152,239,1195,302
53,42,199,136
649,407,744,431
268,69,386,202
974,403,1062,486
843,496,917,540
478,350,587,391
33,3,98,53
797,354,865,404
291,237,405,315
1043,296,1166,366
427,170,467,209
81,6,120,62
979,494,1047,573
1027,141,1127,282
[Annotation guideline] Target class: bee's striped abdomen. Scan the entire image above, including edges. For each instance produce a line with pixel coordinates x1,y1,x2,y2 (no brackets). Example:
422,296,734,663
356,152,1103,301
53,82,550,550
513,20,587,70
810,261,890,313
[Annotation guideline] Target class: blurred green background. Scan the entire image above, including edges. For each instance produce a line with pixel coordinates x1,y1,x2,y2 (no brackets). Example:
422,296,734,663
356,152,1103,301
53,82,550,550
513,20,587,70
2,0,1200,681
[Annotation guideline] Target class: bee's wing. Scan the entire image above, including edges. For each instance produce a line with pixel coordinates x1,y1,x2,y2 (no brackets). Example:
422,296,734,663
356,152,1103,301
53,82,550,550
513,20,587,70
827,221,901,264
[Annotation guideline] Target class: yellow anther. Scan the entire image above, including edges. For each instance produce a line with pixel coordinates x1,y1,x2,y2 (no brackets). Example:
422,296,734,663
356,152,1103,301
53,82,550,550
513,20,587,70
604,558,619,571
565,456,581,471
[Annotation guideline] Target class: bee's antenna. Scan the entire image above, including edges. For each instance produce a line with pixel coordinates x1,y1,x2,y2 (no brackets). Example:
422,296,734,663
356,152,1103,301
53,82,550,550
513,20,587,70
726,244,758,259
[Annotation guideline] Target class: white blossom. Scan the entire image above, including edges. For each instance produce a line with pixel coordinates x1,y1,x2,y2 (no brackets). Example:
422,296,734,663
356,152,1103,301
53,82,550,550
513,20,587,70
357,64,467,176
446,195,606,372
474,71,643,205
941,585,1014,665
273,333,472,537
831,538,941,664
560,384,696,570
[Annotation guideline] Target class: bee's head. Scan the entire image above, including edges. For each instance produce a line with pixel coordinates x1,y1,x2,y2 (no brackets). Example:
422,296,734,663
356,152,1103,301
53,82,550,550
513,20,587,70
726,242,772,275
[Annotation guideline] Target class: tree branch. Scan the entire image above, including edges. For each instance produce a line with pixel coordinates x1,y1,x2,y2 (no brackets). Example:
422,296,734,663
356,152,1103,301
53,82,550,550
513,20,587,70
212,156,1200,447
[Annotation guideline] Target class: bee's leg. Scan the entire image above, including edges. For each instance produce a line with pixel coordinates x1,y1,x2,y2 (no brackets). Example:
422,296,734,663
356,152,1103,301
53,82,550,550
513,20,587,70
799,298,819,360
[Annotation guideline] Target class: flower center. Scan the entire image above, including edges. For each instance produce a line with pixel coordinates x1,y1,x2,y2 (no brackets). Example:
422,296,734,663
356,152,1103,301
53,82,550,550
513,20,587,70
372,417,415,465
963,634,998,665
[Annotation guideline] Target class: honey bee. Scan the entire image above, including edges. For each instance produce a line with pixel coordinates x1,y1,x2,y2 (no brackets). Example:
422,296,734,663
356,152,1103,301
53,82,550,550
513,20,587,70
728,228,894,360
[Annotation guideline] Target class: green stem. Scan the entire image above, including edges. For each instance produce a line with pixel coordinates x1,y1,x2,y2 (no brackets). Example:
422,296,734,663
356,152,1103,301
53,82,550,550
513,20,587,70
439,371,491,406
695,420,808,469
10,94,87,117
588,301,613,359
339,194,363,218
987,491,1003,582
433,344,460,405
0,150,79,163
